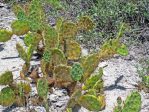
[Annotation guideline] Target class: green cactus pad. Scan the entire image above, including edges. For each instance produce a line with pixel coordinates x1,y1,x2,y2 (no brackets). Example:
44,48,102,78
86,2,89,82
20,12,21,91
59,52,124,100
43,50,52,62
0,87,15,106
0,30,13,42
12,4,28,21
16,43,27,61
142,75,149,87
44,26,58,49
66,40,81,60
68,89,82,108
85,89,97,96
83,74,100,90
117,44,128,56
78,95,102,111
50,48,67,66
93,80,104,93
28,0,45,32
70,63,84,81
11,20,30,36
24,32,41,49
37,78,48,98
0,71,13,85
60,22,77,40
40,59,49,76
98,95,106,109
83,68,103,90
16,43,33,63
56,18,63,32
17,82,31,95
77,16,94,31
81,53,100,81
122,91,141,112
54,65,73,83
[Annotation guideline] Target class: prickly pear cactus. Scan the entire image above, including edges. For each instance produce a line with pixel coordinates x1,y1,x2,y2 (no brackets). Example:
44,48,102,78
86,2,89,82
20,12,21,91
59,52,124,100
68,89,82,108
54,65,73,87
16,43,27,61
78,95,102,111
66,40,81,60
43,50,51,62
122,91,141,112
17,82,31,95
37,78,48,98
44,26,59,49
116,44,128,56
142,75,149,88
56,17,63,32
81,53,100,81
59,22,77,40
70,63,84,81
83,68,103,90
28,0,45,32
113,97,123,112
0,30,13,42
77,16,94,31
50,48,67,66
12,4,28,21
0,87,15,106
0,71,13,85
11,20,30,36
16,43,33,64
24,32,41,50
98,95,106,109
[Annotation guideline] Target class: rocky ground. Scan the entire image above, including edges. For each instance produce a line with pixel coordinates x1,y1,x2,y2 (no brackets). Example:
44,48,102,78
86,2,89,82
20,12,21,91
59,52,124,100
0,2,149,112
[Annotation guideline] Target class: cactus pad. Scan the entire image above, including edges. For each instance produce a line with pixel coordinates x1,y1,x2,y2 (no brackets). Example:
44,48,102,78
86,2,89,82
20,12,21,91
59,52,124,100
60,22,77,40
43,50,51,62
142,75,149,88
116,44,128,56
11,20,30,36
81,53,100,81
66,40,81,60
44,26,58,49
70,63,84,81
0,30,13,42
78,95,102,111
17,82,31,95
0,87,15,106
0,71,13,85
50,48,67,66
24,32,41,49
98,95,106,109
83,74,100,90
77,16,94,31
122,91,141,112
54,65,73,87
28,0,45,32
37,78,48,98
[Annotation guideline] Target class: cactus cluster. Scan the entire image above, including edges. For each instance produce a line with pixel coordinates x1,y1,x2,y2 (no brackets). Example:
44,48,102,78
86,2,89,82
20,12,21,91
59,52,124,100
0,71,31,107
0,0,129,111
